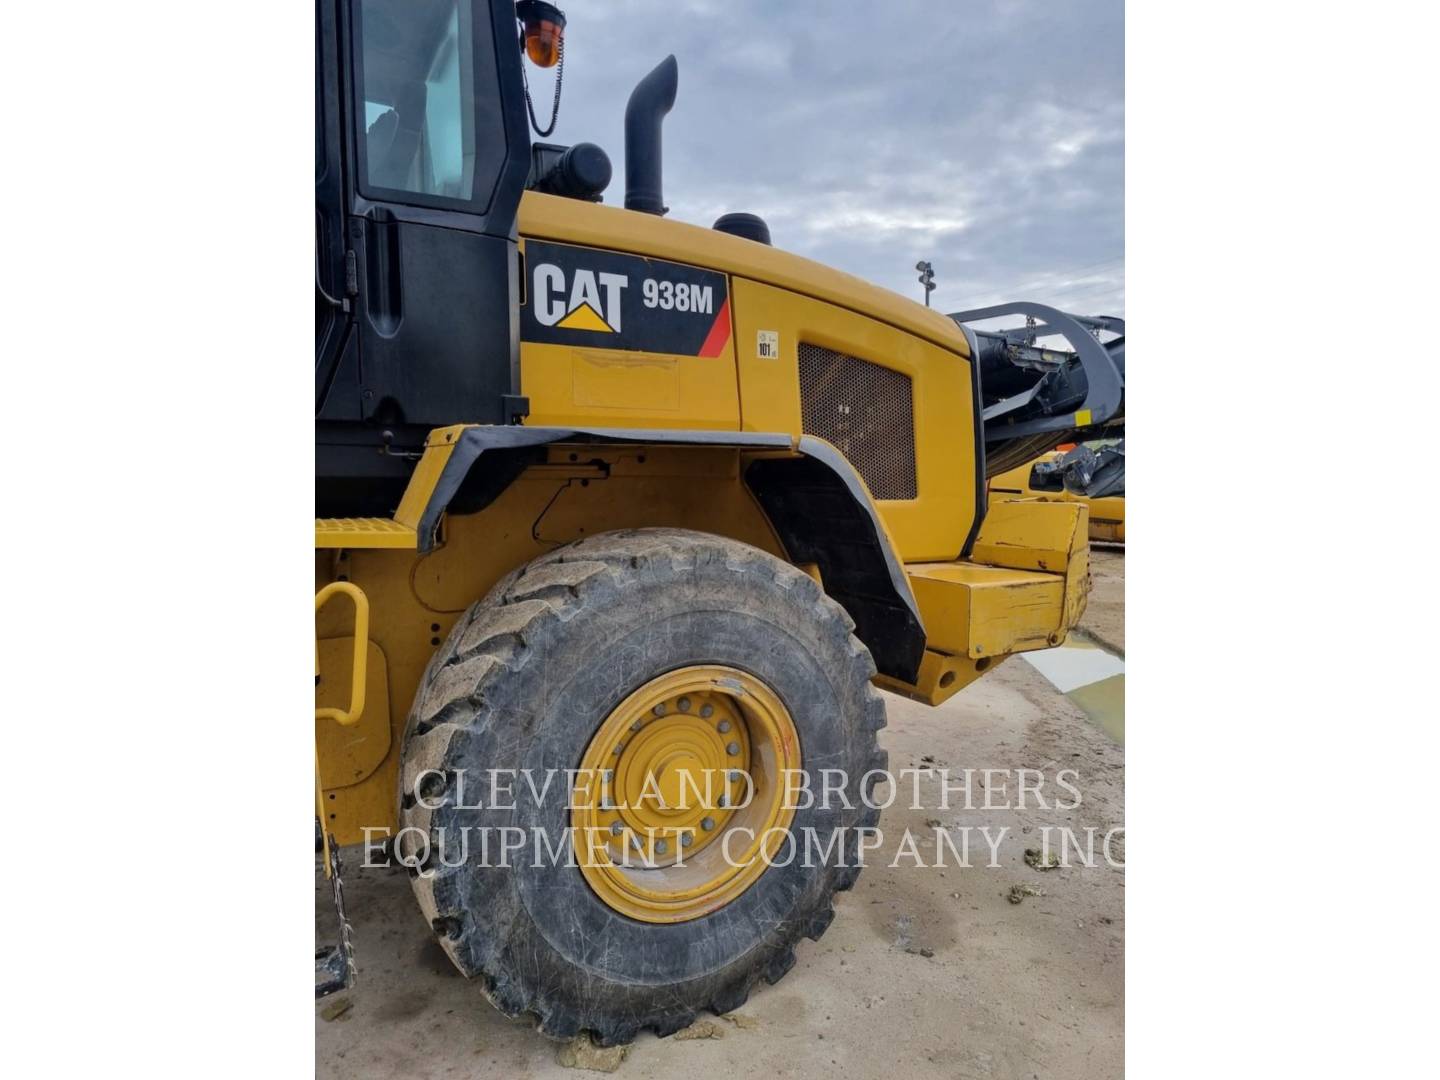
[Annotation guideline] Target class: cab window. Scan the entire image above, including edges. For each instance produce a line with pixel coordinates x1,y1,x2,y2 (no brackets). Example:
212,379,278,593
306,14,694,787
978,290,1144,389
355,0,476,202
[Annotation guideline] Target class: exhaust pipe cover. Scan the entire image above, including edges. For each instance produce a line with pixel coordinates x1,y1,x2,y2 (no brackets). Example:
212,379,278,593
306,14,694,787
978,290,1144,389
624,55,678,215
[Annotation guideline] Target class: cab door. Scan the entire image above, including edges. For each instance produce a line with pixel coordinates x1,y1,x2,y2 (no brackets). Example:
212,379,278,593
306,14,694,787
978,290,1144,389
316,0,352,415
319,0,531,430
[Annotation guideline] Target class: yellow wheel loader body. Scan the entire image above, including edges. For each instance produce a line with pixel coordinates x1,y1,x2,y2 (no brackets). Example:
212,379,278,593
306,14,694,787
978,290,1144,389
315,193,1092,845
312,0,1117,1027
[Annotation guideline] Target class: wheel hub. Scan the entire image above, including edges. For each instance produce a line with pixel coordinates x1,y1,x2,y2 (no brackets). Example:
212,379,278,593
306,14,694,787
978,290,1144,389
572,665,800,922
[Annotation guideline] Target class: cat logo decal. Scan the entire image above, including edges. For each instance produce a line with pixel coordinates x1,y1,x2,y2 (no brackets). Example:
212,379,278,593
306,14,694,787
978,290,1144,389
532,264,627,333
522,241,731,357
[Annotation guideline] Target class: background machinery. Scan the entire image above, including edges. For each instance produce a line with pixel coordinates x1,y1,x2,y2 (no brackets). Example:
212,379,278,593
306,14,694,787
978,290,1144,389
953,305,1125,544
315,0,1124,1044
989,441,1126,544
951,306,1125,478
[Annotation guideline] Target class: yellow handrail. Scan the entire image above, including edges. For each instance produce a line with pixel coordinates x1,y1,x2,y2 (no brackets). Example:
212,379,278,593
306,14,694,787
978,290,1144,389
315,581,370,726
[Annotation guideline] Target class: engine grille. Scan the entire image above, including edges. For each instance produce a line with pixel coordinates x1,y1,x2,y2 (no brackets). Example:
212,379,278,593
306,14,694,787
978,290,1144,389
797,343,918,500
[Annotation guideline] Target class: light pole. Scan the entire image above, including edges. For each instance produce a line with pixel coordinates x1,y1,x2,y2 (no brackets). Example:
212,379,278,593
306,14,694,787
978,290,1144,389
916,260,935,307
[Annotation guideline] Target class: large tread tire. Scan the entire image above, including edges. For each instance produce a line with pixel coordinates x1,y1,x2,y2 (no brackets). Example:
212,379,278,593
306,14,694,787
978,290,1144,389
397,528,886,1045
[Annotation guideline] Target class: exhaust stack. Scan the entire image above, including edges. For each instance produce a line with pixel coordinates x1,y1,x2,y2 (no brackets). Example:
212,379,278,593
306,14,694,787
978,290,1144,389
624,55,678,215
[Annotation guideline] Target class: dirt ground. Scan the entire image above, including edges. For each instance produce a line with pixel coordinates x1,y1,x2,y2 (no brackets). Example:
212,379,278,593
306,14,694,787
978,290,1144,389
1078,548,1124,655
317,557,1125,1079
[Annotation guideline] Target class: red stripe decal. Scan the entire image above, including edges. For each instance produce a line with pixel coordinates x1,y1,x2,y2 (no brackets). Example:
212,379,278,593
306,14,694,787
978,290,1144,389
697,297,732,357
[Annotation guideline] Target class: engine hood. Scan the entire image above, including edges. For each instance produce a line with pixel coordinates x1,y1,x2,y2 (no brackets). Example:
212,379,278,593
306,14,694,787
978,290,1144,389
518,191,969,357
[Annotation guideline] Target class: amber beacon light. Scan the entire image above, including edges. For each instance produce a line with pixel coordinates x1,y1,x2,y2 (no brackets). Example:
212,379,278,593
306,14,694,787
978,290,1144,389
517,0,566,67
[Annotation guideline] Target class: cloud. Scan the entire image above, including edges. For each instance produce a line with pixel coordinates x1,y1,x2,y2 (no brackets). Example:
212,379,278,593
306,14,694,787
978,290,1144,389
547,0,1124,317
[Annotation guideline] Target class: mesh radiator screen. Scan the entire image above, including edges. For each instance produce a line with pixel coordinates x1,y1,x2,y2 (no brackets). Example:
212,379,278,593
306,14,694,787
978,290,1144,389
797,343,918,500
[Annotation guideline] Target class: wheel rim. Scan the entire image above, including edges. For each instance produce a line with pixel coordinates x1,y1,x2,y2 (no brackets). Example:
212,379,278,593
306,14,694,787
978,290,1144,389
572,665,801,923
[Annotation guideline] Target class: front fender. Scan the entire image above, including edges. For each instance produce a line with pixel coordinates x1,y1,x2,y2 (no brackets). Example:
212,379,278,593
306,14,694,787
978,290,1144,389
399,425,926,682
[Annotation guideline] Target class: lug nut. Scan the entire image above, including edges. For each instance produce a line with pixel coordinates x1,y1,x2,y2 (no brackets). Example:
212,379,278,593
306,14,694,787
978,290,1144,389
700,704,714,718
677,696,691,712
717,720,731,734
718,794,730,808
604,769,614,783
681,832,693,848
701,817,715,832
655,839,668,855
610,821,623,836
652,703,666,716
631,720,643,731
613,743,624,754
726,742,740,756
728,770,742,783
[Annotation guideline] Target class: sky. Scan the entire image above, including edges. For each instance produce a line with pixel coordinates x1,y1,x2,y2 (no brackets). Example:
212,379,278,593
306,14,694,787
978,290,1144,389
540,0,1124,318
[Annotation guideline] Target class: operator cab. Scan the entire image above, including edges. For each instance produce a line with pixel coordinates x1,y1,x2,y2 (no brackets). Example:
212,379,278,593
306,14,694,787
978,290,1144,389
316,0,538,514
316,1,777,516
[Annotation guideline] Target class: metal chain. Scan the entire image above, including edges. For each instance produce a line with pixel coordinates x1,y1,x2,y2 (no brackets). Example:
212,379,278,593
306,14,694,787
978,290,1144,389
522,35,564,138
328,834,358,988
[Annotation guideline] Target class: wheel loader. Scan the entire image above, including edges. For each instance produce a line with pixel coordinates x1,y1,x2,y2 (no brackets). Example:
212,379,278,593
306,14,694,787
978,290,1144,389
989,442,1126,544
315,0,1125,1043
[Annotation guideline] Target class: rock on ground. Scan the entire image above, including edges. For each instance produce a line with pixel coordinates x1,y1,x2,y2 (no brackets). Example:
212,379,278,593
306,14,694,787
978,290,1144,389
555,1035,629,1072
